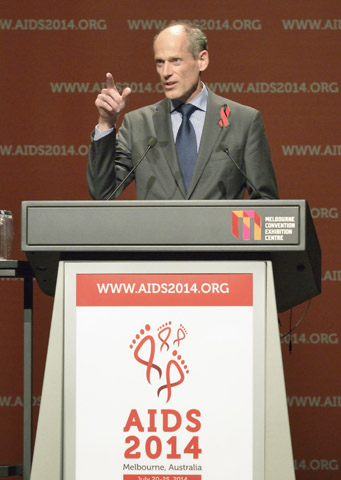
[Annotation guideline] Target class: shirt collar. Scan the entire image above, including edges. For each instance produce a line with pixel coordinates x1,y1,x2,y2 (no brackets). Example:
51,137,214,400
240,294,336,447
170,82,208,113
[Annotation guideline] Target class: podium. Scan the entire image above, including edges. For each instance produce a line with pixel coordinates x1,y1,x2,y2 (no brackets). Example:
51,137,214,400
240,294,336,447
21,200,321,480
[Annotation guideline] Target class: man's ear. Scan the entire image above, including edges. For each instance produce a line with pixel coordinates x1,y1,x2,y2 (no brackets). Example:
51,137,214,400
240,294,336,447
198,50,209,72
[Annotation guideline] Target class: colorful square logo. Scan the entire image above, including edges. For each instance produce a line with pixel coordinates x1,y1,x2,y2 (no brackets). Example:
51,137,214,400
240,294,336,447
232,210,262,240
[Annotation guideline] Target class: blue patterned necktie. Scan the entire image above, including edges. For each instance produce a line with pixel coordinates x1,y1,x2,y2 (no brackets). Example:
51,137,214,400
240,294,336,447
175,103,198,191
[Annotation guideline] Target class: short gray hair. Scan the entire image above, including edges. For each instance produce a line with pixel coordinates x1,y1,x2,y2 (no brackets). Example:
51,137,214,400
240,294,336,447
154,21,208,59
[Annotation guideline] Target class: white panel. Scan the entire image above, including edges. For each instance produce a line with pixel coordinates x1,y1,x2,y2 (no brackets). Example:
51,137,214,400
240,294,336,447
64,261,266,480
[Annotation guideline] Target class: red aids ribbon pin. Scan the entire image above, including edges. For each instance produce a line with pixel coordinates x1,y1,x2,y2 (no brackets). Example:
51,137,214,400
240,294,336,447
219,105,231,128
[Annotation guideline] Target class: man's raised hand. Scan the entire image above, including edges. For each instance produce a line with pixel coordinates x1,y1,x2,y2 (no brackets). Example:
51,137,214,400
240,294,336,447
95,73,132,131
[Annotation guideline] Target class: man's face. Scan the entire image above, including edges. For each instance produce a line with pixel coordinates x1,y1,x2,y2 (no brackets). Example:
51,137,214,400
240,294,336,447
154,26,209,103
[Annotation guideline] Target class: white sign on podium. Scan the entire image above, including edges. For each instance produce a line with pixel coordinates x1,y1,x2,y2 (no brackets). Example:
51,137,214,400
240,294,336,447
63,261,266,480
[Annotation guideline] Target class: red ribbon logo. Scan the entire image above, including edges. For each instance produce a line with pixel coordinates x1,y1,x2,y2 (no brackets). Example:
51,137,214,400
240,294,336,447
219,105,231,128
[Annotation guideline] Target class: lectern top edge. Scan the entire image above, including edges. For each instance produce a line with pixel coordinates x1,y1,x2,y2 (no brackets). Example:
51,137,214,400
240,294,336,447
21,199,321,312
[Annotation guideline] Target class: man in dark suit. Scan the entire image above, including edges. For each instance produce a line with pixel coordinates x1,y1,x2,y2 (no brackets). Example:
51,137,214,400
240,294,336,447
87,21,278,200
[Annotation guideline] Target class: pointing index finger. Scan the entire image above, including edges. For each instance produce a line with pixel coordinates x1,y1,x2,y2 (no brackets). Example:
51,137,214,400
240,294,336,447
106,72,115,89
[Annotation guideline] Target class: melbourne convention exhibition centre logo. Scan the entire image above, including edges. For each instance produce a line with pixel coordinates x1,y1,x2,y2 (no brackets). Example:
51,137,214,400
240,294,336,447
232,210,262,241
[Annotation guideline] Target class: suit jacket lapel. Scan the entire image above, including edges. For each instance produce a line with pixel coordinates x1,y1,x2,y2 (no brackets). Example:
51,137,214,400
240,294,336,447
153,99,187,198
187,91,226,198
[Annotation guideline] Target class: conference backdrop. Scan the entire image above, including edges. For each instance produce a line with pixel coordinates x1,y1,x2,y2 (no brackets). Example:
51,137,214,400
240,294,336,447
0,0,340,478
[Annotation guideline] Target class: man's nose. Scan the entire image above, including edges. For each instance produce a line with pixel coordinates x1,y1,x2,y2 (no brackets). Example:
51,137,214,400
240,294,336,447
162,61,173,77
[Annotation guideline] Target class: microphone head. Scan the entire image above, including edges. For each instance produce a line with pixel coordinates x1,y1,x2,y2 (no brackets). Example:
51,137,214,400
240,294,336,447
147,136,157,148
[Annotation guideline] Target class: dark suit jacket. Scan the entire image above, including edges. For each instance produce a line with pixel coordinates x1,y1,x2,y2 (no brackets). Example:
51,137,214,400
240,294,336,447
87,88,279,200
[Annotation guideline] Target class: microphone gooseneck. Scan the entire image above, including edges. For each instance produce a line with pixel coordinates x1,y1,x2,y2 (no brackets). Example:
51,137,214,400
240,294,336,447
222,146,266,200
107,136,158,200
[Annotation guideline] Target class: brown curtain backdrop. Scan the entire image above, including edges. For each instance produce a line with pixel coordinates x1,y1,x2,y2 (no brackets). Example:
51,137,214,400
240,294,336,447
0,1,340,477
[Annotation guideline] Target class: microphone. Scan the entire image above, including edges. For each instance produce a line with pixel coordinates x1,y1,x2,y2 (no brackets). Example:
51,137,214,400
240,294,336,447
222,146,266,200
107,137,157,200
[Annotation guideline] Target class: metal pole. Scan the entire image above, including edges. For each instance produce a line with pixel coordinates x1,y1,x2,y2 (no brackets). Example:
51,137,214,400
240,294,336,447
23,276,33,480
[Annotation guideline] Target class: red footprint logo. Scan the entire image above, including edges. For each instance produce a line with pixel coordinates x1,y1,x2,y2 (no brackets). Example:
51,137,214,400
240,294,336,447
130,324,162,384
157,350,189,403
130,322,189,402
158,321,172,351
173,324,187,347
